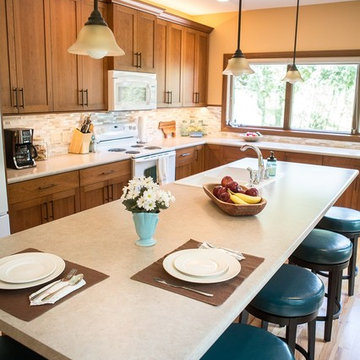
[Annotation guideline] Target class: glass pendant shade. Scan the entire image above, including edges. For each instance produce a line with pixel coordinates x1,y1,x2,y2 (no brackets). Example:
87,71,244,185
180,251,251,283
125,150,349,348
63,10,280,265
68,0,124,59
68,24,124,59
282,64,304,84
223,52,254,76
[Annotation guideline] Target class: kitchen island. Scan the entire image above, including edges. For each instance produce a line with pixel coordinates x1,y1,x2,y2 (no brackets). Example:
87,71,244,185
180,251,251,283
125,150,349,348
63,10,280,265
0,158,358,360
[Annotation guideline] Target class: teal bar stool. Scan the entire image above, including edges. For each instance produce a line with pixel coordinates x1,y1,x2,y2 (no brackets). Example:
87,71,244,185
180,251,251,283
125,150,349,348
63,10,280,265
242,264,324,360
201,323,294,360
289,228,352,342
0,336,46,359
317,206,360,296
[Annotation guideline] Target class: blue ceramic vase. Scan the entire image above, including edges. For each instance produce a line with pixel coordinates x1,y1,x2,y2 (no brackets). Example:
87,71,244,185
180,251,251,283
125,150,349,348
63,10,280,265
132,212,159,247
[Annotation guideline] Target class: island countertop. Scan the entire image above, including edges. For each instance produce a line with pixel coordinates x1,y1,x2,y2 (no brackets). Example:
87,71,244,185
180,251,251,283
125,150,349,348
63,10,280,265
0,158,358,360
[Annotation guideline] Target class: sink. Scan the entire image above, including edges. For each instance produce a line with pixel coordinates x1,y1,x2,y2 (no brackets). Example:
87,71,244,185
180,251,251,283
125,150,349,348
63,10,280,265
175,165,278,189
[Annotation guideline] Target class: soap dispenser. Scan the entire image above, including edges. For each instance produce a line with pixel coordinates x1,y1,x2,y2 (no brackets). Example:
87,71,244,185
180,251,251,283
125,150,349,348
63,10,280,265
267,151,277,176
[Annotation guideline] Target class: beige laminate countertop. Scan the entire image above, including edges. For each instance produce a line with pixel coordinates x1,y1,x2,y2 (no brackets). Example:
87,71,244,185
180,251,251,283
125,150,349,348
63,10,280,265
6,135,360,184
0,158,358,360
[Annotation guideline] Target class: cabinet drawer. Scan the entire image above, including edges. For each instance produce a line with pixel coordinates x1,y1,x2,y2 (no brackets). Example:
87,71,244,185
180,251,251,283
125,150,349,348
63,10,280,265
8,171,79,204
176,147,196,166
79,160,131,187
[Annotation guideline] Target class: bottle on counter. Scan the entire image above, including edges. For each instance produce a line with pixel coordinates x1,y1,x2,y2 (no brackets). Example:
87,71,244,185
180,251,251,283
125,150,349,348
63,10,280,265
266,151,277,176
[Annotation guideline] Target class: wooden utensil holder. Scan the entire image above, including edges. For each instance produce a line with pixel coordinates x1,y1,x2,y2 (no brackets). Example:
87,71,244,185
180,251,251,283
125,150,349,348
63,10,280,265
68,129,93,154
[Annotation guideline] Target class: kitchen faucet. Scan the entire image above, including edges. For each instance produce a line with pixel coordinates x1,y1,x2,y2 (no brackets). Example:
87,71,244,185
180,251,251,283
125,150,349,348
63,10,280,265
240,144,266,184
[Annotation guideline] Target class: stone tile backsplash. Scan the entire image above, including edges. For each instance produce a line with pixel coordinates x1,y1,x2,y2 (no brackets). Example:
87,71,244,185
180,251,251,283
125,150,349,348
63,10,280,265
3,106,359,157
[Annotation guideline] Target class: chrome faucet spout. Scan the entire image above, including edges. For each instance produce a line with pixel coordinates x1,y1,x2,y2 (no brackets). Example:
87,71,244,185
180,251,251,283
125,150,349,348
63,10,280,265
240,144,265,183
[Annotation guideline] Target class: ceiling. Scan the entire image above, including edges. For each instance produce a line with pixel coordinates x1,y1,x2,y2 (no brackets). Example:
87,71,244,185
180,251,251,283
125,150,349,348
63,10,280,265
150,0,355,15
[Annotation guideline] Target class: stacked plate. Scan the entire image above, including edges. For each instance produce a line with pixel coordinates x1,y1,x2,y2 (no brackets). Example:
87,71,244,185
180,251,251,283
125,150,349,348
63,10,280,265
0,252,65,290
163,249,241,283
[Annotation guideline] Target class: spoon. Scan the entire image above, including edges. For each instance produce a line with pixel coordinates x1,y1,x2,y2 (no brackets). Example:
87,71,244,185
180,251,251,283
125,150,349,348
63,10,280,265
42,274,84,301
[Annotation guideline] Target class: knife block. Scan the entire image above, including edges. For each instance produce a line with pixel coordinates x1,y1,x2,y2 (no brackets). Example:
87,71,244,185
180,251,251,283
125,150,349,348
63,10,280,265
68,129,92,154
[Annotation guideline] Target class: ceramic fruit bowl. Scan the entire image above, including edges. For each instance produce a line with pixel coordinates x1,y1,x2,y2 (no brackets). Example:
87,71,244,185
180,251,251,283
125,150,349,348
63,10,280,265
203,183,267,216
241,132,262,142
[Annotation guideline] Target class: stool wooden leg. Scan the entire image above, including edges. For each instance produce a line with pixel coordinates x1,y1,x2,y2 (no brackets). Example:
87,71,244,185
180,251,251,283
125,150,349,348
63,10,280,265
348,236,358,296
324,270,340,342
261,320,268,330
239,310,249,324
308,318,316,360
285,319,297,355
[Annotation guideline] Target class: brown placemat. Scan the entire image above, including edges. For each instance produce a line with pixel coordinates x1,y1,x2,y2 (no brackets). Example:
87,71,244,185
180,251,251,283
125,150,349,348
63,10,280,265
131,239,264,306
0,248,109,321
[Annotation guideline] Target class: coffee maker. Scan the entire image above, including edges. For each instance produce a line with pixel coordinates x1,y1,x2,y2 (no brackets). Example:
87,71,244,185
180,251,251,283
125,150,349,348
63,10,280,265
4,128,37,169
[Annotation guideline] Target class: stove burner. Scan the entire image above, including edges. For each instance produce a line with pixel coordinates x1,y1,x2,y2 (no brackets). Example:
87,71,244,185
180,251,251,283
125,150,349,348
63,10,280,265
126,150,140,154
131,144,144,148
108,148,126,152
144,146,162,150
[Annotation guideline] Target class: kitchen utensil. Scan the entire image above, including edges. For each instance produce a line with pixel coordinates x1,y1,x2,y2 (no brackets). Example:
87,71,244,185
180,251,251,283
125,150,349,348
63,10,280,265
29,268,77,301
153,277,213,297
0,254,65,290
203,183,267,216
42,274,84,301
163,250,241,284
199,242,245,261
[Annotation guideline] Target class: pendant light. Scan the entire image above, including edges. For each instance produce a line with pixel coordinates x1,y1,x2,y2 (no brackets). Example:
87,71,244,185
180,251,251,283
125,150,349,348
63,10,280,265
282,0,304,83
68,0,124,59
223,0,254,76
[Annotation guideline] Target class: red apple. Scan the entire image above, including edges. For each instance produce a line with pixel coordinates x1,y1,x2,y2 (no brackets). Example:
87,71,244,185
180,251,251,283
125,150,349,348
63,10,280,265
212,185,223,198
218,192,230,202
227,181,239,192
245,187,259,197
221,176,233,188
236,186,246,194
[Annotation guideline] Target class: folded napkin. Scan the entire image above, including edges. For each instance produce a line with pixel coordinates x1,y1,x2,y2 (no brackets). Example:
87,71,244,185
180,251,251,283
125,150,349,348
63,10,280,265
29,277,86,306
199,242,246,261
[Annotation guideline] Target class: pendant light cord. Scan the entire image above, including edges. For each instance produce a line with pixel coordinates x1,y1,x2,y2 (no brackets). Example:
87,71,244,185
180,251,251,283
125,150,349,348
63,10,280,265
292,0,300,66
236,0,242,51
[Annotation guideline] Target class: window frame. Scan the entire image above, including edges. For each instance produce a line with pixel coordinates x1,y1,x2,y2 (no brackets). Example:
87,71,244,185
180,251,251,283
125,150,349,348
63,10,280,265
221,50,360,142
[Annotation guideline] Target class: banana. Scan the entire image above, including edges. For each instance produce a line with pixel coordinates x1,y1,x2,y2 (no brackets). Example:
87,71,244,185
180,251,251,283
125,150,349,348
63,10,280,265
233,192,262,204
227,190,248,205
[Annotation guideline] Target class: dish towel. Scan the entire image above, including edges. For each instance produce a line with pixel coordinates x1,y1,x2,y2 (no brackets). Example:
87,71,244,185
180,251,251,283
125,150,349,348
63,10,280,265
157,154,170,185
29,277,86,306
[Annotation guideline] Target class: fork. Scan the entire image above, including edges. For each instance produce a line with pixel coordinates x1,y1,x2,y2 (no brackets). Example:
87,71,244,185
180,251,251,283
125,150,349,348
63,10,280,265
29,268,77,301
153,277,214,297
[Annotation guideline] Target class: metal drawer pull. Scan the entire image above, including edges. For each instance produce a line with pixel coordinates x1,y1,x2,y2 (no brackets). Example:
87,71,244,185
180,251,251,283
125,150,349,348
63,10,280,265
13,88,18,108
84,89,88,106
79,89,84,106
38,184,56,190
180,152,191,157
19,88,25,108
101,170,115,175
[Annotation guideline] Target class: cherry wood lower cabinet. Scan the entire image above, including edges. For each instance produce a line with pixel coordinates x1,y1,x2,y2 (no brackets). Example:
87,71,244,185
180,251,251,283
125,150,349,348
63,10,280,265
175,145,204,180
7,171,80,233
79,160,132,211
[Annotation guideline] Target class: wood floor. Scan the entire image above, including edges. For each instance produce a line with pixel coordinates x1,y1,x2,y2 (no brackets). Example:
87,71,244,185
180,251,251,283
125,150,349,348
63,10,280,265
247,252,360,360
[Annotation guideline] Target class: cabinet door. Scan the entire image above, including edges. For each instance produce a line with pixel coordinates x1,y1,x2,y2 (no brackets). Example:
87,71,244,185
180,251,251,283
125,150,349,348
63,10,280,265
136,12,156,72
192,145,204,175
284,152,323,165
12,0,52,113
50,0,83,111
182,29,196,106
323,156,360,210
81,0,107,110
0,0,17,113
51,188,80,220
155,19,167,107
111,4,137,71
166,24,183,107
205,144,224,170
195,32,208,106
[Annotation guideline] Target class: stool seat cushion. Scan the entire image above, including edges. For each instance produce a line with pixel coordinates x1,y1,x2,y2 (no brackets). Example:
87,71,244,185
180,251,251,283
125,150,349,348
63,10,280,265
292,229,353,265
251,264,324,318
0,336,46,359
318,207,360,234
201,323,294,360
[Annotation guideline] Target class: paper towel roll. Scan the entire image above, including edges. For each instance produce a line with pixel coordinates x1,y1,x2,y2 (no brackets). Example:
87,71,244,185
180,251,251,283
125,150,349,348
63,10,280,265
137,116,147,143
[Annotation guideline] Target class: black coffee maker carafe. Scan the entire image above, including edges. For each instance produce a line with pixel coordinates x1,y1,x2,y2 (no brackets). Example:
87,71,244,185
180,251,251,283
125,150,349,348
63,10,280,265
4,128,37,169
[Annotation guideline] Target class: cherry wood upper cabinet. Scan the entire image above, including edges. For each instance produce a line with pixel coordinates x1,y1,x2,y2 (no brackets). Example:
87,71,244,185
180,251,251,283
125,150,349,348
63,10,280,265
156,21,183,107
0,0,53,114
109,3,156,73
182,28,208,107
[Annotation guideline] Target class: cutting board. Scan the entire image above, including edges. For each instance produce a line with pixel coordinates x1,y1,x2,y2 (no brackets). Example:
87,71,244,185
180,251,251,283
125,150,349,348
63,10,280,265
158,121,176,138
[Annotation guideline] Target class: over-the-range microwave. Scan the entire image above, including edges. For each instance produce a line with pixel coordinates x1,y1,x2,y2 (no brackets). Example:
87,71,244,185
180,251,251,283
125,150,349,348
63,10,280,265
108,70,157,111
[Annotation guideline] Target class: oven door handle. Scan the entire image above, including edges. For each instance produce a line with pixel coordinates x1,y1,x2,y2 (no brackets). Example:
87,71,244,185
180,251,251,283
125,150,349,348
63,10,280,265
133,152,175,163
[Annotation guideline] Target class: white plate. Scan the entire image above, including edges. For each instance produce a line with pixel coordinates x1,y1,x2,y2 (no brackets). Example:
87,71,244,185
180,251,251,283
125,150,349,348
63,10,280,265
0,253,57,283
163,249,241,284
173,249,229,277
0,253,65,290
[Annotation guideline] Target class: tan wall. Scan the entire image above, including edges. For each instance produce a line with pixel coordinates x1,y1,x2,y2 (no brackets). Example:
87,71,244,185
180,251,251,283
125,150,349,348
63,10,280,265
193,1,360,105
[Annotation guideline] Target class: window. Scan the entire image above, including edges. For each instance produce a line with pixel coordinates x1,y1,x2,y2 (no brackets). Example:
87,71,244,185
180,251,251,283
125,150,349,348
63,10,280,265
223,51,360,139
